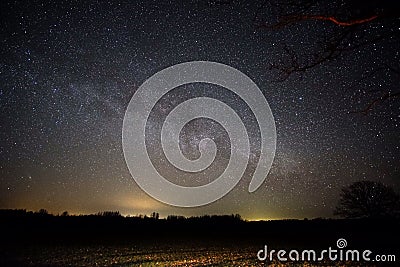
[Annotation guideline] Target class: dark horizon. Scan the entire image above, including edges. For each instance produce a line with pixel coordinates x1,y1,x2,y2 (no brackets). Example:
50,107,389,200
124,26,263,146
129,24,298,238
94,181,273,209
0,207,333,220
2,207,399,266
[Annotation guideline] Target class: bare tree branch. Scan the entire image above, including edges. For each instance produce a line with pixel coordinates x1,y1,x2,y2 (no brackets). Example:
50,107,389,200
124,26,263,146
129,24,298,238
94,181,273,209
295,14,379,26
255,0,400,113
348,63,400,114
259,14,379,29
353,92,400,115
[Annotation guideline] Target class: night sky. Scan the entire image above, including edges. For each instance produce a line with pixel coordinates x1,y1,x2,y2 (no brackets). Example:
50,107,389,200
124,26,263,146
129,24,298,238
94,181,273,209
1,0,399,220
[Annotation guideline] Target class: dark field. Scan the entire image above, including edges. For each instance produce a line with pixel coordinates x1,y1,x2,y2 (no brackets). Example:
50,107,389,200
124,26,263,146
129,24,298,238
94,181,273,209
2,244,387,266
1,210,399,266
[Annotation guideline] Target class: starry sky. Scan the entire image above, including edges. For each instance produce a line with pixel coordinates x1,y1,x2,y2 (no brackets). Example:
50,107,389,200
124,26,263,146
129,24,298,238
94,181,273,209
0,0,399,220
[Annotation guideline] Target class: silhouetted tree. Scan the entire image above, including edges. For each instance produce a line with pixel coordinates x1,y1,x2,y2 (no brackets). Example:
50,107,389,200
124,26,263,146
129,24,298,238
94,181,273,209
37,209,49,215
233,214,242,221
97,211,121,217
334,181,400,219
61,211,69,216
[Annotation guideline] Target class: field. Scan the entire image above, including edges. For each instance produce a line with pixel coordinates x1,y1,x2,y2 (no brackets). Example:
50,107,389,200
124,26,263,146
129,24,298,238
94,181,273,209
2,244,386,267
1,211,398,266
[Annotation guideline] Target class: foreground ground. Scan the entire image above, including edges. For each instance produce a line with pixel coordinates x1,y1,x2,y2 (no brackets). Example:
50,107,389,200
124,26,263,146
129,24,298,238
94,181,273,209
1,210,398,266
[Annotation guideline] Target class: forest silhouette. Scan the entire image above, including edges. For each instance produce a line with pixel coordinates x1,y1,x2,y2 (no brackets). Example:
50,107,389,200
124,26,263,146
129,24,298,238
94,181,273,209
1,181,399,266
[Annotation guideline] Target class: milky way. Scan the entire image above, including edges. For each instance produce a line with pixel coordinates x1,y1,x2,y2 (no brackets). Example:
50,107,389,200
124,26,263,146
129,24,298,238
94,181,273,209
1,0,399,219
